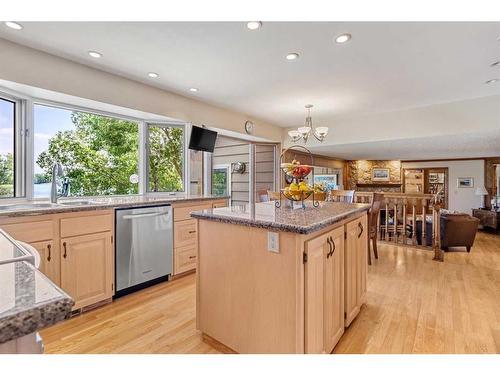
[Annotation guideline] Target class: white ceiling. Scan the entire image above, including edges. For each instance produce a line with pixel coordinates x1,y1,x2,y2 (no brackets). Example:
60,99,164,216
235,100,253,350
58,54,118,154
307,129,500,160
0,22,499,129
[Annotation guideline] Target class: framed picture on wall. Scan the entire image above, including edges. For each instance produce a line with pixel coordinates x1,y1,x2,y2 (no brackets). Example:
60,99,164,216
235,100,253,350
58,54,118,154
372,168,390,181
457,177,474,188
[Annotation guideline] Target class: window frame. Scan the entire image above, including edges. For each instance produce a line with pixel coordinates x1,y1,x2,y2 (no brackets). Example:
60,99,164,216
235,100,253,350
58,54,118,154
31,100,145,198
0,91,26,199
0,89,190,201
212,164,232,201
145,121,188,194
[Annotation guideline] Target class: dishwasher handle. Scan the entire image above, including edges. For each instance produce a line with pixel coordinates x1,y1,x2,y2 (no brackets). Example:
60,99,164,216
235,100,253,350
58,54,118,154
122,212,169,220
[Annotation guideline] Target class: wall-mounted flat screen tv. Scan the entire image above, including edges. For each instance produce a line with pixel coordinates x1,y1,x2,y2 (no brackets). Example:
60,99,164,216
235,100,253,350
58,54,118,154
188,125,218,153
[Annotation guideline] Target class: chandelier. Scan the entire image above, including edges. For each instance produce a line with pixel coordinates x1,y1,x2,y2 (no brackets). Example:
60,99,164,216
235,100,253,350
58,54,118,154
288,104,328,144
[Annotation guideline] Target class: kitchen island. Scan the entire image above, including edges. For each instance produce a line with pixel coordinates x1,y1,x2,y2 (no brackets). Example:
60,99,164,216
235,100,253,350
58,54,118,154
191,201,370,354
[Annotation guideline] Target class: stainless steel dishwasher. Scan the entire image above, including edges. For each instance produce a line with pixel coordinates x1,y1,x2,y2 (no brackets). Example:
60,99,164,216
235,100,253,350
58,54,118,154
115,204,173,297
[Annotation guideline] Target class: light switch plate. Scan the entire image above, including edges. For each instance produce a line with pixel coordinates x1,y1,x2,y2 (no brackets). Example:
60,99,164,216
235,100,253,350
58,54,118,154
267,232,280,253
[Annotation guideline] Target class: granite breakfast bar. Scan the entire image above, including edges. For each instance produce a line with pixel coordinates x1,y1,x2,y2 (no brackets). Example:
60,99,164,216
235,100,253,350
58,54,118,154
191,201,370,354
0,230,73,353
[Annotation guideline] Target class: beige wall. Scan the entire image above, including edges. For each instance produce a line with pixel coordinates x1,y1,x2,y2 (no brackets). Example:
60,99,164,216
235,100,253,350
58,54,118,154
0,38,282,142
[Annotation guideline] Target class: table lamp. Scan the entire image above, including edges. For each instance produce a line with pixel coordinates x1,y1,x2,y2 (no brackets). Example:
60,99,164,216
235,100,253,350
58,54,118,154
475,186,488,209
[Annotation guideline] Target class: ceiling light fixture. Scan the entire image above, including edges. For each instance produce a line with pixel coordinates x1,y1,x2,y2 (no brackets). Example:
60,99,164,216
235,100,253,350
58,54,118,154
189,88,199,92
88,51,102,58
335,33,351,44
5,21,23,30
286,53,299,61
148,72,159,78
288,105,329,144
246,21,262,30
485,78,499,84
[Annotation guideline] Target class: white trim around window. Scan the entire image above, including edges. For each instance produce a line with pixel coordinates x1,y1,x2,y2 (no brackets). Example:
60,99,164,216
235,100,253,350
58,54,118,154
0,86,191,201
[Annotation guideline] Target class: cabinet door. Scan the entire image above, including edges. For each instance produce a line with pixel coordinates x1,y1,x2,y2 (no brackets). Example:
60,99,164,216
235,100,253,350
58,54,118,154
30,240,60,285
323,227,345,353
357,215,368,305
304,233,327,354
61,232,113,310
344,219,360,327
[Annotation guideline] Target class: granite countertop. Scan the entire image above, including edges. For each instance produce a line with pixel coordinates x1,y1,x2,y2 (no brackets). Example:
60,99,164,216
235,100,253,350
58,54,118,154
191,201,370,234
0,194,228,218
0,260,73,344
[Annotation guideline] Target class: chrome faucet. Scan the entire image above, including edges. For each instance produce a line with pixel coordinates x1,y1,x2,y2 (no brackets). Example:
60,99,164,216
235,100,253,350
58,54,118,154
50,163,70,203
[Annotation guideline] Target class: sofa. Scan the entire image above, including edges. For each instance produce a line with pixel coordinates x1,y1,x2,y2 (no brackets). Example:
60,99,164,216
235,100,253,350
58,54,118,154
440,212,480,252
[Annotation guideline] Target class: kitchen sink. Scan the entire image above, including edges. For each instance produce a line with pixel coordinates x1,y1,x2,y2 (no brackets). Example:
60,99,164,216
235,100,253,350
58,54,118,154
58,200,96,206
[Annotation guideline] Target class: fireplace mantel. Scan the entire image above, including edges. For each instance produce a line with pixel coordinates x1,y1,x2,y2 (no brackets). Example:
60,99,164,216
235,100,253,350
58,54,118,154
356,183,402,188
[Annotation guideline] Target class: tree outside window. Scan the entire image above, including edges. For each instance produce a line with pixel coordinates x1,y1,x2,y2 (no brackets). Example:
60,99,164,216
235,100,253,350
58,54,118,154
147,125,184,192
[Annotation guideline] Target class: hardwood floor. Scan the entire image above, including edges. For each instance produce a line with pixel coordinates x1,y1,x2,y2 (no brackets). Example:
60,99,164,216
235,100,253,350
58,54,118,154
41,232,500,354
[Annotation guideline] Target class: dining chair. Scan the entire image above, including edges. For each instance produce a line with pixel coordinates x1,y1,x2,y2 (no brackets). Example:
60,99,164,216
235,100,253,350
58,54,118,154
329,190,355,203
367,193,384,265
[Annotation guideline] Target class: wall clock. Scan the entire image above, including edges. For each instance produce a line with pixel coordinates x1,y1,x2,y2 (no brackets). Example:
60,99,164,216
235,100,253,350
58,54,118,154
244,120,254,134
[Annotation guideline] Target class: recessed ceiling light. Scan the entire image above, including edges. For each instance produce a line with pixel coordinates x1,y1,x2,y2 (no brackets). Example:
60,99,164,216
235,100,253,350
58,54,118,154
88,51,102,58
5,21,23,30
189,88,199,92
485,79,499,84
335,33,351,44
490,61,500,67
148,72,159,78
246,21,262,30
286,53,299,61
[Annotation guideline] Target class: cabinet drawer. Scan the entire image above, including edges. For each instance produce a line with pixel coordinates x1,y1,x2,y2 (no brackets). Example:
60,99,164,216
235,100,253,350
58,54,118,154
60,213,113,238
212,199,228,208
174,203,212,222
0,220,54,242
174,219,197,248
174,245,197,274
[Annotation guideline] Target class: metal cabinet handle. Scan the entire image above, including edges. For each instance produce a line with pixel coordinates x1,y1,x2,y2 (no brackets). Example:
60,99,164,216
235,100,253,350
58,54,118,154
330,236,335,255
47,243,52,262
188,230,196,234
189,255,196,259
63,242,67,258
358,222,364,238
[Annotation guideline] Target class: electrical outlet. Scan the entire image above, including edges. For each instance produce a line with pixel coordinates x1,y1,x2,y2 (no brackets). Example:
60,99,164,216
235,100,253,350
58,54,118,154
267,232,280,253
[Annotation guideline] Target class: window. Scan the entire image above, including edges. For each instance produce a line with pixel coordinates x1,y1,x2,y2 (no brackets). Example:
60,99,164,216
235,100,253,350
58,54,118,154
212,165,231,197
147,123,184,192
0,97,16,198
33,104,139,197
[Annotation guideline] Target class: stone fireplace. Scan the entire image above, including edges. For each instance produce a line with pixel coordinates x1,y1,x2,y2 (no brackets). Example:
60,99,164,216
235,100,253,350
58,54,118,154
347,160,402,193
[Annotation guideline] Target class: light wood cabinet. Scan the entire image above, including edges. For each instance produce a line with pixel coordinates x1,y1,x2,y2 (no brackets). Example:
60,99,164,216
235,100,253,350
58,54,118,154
324,227,345,353
60,232,114,310
212,199,228,208
172,199,227,275
0,210,114,311
174,244,197,274
304,226,345,354
30,240,60,285
344,215,368,327
174,219,197,248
